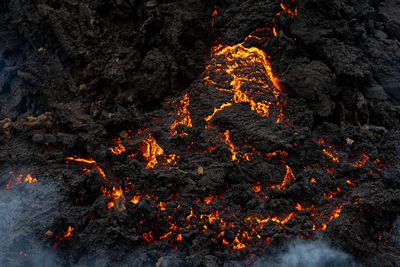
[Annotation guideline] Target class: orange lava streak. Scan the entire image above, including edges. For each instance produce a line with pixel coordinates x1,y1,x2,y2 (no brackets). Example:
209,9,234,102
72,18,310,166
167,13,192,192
329,203,345,221
203,37,285,123
272,164,295,189
323,187,341,199
140,134,178,168
66,156,95,164
265,150,288,158
272,211,297,224
24,172,37,183
57,226,74,241
169,93,193,135
349,151,369,167
318,138,339,163
232,234,246,251
211,6,219,28
131,192,141,204
280,2,297,17
205,102,233,121
221,130,239,162
5,171,38,190
103,186,123,209
204,195,215,204
142,232,154,243
66,156,108,182
251,181,261,193
110,138,126,155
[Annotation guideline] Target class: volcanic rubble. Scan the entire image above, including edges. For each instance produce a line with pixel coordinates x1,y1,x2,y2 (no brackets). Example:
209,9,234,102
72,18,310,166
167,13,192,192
1,0,400,266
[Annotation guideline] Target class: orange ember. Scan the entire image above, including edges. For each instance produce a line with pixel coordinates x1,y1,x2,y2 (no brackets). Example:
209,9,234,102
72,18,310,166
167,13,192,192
57,0,389,253
104,186,123,209
221,130,240,162
57,226,74,241
66,156,108,182
140,134,178,168
272,164,295,189
131,193,141,204
202,32,285,124
211,6,219,28
204,195,215,204
4,171,38,190
251,182,262,193
110,138,126,155
318,138,340,163
280,2,297,17
169,93,193,135
349,151,369,167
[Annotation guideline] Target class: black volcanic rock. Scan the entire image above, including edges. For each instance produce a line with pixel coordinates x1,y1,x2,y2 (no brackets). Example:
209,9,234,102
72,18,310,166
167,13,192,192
0,0,400,266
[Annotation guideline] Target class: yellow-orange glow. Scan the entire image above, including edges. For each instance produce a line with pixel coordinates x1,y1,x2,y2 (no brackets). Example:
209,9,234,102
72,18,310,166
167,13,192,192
140,134,179,168
142,232,154,243
66,156,108,182
204,195,215,204
323,187,341,199
202,34,285,124
251,181,261,193
272,164,295,189
131,193,141,204
280,2,297,17
57,226,74,241
24,172,37,183
318,138,339,163
158,201,167,211
176,234,182,242
232,234,246,251
221,130,239,162
211,6,219,28
110,138,125,155
5,171,38,190
169,93,193,135
329,203,345,220
346,179,355,186
349,151,369,167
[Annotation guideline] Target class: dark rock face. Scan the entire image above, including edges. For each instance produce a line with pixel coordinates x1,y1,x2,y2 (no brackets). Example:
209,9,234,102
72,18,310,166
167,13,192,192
0,0,400,266
0,0,212,120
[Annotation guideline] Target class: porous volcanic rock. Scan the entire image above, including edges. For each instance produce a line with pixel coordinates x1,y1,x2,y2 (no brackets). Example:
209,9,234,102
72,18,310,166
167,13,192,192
0,0,400,266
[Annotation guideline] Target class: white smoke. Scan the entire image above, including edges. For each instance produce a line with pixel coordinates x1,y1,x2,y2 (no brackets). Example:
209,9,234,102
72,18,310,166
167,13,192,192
253,240,359,267
0,178,61,266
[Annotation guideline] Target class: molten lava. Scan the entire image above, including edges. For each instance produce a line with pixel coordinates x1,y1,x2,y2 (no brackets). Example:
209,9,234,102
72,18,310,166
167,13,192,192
169,93,192,135
43,0,388,254
110,138,126,155
4,171,37,190
140,133,178,169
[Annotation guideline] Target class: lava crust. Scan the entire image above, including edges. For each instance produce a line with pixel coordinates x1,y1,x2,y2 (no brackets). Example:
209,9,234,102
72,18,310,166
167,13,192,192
1,0,400,266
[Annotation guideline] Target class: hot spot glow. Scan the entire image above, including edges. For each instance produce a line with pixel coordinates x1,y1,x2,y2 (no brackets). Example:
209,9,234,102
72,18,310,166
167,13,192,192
169,93,193,135
110,138,126,155
140,134,179,169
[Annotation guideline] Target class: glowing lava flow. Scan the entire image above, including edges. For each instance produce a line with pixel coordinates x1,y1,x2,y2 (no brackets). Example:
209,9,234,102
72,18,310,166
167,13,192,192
57,226,74,241
140,133,179,169
4,171,37,190
110,138,126,155
57,0,388,253
202,37,285,123
169,93,192,135
66,156,109,182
